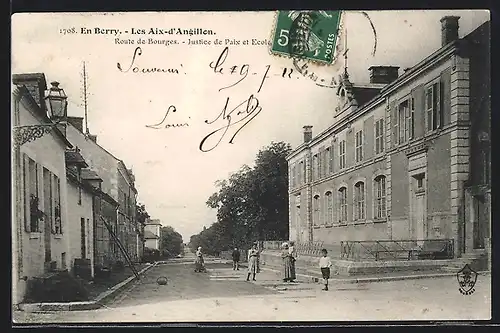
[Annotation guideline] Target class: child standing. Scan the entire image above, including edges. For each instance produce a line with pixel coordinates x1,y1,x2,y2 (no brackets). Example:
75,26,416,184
318,248,332,291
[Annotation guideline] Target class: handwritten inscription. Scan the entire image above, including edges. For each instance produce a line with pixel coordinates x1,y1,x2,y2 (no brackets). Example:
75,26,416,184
209,47,271,92
117,47,181,74
145,105,189,129
199,95,262,152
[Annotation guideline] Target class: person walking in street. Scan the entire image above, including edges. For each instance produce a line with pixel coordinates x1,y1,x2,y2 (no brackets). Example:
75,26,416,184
281,242,296,282
232,247,241,270
288,241,297,282
194,246,206,273
246,244,259,281
319,248,332,291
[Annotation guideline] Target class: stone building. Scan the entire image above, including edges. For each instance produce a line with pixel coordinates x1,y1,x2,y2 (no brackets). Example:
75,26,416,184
12,74,73,304
144,219,162,250
287,17,490,263
65,118,141,265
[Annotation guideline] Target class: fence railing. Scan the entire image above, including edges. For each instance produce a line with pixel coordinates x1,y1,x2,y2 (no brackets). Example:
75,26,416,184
261,240,325,256
340,239,455,261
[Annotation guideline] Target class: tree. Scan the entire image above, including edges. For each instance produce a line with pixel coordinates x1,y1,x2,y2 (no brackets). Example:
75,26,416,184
190,141,292,254
136,203,150,225
160,226,184,257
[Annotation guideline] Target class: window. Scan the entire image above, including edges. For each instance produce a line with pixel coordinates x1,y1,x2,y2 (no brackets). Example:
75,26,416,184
409,97,415,139
398,100,410,144
339,140,346,169
325,191,334,225
426,82,442,132
355,130,363,163
298,161,303,185
374,176,386,219
313,195,321,226
338,187,347,223
28,158,40,232
322,148,329,178
53,175,61,234
291,165,296,187
78,169,82,205
354,182,365,220
417,177,424,189
328,144,334,174
318,151,323,179
43,168,53,232
375,119,384,154
313,154,319,180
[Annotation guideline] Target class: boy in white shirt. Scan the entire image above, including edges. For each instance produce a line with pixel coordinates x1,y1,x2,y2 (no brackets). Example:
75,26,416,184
318,248,332,291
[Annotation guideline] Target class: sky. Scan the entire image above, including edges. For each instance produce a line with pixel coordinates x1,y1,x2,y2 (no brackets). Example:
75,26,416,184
11,10,489,241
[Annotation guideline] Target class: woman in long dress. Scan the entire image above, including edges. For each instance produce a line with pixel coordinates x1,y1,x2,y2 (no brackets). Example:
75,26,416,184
288,241,297,282
194,247,205,272
281,242,296,282
246,244,259,281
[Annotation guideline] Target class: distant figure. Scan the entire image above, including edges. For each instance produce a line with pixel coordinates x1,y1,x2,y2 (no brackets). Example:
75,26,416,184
246,244,259,281
232,247,241,270
194,246,206,273
281,242,296,282
319,248,332,291
288,241,297,281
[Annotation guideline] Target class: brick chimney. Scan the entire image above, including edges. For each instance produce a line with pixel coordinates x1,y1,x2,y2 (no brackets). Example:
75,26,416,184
303,125,313,143
67,116,84,132
88,134,97,143
440,16,460,47
368,66,400,84
12,73,48,111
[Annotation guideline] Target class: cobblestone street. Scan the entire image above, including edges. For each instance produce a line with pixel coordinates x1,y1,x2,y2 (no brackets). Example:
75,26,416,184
13,261,491,323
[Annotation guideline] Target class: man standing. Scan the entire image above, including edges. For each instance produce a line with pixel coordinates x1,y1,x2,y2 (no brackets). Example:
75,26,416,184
232,247,241,270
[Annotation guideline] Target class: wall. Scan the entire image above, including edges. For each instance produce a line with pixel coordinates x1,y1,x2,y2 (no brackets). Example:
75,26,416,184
15,95,70,304
426,133,452,238
67,181,95,277
145,238,159,250
288,46,458,247
66,124,119,199
117,165,137,261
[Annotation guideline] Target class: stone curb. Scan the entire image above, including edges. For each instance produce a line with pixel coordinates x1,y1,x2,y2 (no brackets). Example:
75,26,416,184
18,263,157,313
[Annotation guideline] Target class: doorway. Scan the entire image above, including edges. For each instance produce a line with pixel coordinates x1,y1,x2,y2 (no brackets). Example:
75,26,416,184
473,195,486,249
81,217,87,258
411,173,426,245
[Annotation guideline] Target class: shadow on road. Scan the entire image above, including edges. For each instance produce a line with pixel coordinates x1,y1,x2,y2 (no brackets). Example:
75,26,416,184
110,262,279,308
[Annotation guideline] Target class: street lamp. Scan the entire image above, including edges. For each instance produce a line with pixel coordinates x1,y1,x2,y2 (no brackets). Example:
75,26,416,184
13,81,68,148
44,81,68,121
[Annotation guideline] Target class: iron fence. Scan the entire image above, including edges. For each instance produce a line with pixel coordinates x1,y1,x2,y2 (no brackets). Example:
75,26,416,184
340,239,455,261
261,240,325,256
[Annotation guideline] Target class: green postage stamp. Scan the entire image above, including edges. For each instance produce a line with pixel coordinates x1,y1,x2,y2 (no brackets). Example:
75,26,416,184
270,10,343,65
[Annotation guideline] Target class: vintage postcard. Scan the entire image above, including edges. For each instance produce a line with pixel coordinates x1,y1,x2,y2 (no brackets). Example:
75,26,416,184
11,10,491,323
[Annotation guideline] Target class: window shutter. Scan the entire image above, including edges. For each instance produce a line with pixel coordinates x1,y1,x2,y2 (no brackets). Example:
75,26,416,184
303,159,307,183
409,97,414,139
426,87,433,131
436,82,442,128
390,101,398,148
411,85,425,138
329,143,335,174
23,154,30,232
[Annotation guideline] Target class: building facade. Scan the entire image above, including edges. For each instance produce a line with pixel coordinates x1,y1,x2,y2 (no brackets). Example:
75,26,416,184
12,75,73,304
287,17,490,260
65,119,140,265
144,219,162,250
65,150,95,278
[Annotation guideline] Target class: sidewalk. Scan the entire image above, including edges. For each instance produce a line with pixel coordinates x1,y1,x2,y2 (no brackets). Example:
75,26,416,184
238,261,490,285
17,263,156,312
